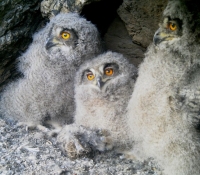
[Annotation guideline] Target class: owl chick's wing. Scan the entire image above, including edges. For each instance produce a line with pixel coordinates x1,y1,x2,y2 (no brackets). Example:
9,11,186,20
179,67,200,128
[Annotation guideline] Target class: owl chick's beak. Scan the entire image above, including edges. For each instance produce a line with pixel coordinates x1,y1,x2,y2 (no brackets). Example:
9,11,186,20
96,77,104,89
153,28,175,45
46,37,60,50
153,29,167,45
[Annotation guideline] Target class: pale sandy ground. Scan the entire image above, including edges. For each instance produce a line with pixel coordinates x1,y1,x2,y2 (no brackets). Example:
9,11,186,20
0,117,162,175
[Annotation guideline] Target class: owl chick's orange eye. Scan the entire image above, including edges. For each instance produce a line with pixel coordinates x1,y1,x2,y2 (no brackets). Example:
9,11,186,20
169,23,177,31
104,67,114,76
87,72,95,81
61,32,70,40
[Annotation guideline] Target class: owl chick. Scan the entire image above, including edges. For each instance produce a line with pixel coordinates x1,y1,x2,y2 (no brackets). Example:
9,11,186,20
57,51,137,159
0,13,104,129
127,0,200,175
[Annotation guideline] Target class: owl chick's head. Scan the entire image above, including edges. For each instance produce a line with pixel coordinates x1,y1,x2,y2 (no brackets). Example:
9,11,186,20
36,13,104,63
80,62,118,89
153,0,200,51
76,51,137,92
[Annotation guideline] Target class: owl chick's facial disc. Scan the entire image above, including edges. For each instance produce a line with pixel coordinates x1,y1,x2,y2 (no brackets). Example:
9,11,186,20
153,0,200,46
82,63,119,89
41,13,104,62
46,27,78,51
153,17,182,45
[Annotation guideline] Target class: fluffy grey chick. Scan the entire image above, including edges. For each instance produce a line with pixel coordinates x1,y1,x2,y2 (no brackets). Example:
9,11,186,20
57,51,137,159
127,0,200,175
0,13,104,129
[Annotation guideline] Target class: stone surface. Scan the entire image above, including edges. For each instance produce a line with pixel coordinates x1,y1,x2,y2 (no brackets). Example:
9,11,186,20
104,15,146,67
80,0,123,36
118,0,168,47
41,0,101,18
0,0,44,92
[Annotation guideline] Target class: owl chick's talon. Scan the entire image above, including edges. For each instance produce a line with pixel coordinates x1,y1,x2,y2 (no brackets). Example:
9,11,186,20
17,121,34,128
57,124,94,159
74,137,88,153
64,142,78,159
17,122,41,131
17,122,50,134
82,129,114,152
62,137,91,159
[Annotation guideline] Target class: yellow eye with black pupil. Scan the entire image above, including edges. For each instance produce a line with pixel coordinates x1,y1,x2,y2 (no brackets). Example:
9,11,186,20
104,68,114,76
61,32,70,39
169,23,177,31
87,72,95,80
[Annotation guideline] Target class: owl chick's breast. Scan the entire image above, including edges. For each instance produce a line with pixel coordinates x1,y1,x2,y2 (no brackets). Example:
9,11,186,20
74,77,134,130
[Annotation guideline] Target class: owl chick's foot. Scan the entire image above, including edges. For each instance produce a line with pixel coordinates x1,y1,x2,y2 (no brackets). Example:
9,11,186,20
57,124,113,159
62,135,92,159
57,124,92,159
17,122,50,132
81,128,114,151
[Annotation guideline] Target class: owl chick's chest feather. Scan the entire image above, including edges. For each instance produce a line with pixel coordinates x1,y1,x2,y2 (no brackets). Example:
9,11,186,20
133,48,190,119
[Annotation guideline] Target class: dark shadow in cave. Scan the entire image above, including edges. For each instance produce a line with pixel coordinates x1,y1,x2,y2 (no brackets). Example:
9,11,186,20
80,0,123,37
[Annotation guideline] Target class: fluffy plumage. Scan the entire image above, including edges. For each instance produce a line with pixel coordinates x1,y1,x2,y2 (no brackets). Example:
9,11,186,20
0,13,104,128
57,51,137,158
127,0,200,175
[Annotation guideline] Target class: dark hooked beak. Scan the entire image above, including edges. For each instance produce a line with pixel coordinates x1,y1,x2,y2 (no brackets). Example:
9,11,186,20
153,28,175,46
153,29,164,46
153,29,160,45
96,77,104,89
45,37,59,50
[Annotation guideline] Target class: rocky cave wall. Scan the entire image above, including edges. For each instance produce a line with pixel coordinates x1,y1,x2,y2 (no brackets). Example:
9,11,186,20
0,0,168,91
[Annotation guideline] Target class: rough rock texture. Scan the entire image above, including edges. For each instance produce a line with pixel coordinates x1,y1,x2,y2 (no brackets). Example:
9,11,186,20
80,0,123,36
104,15,146,66
118,0,168,47
0,117,163,175
0,0,44,92
41,0,101,18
